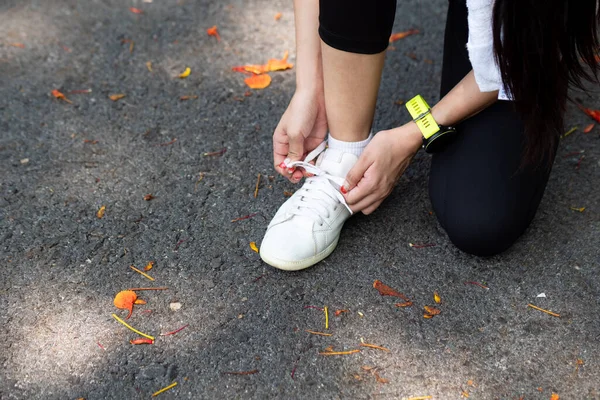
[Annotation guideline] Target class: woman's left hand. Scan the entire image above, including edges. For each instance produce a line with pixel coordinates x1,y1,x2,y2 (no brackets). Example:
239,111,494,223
342,124,423,215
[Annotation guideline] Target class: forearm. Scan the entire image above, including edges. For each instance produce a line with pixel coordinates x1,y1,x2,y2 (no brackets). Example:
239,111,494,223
293,0,323,93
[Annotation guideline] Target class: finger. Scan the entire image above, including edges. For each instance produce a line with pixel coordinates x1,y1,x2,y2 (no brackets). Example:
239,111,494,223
344,169,376,206
361,199,384,215
341,153,372,194
349,192,382,214
286,130,305,163
273,129,291,176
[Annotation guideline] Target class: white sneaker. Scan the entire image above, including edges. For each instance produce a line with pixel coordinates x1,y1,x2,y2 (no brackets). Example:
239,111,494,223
260,142,357,271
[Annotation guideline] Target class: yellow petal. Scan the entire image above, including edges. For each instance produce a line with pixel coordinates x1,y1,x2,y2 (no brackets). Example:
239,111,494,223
109,94,126,101
96,205,106,218
434,291,441,304
179,67,191,79
249,242,259,253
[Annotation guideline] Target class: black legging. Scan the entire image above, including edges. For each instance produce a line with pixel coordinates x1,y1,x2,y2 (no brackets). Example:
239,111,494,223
319,0,557,256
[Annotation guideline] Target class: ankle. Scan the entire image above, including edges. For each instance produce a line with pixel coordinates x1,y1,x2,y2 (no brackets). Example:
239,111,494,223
327,133,373,157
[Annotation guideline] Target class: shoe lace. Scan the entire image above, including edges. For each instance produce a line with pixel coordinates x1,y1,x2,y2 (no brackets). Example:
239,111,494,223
282,142,353,224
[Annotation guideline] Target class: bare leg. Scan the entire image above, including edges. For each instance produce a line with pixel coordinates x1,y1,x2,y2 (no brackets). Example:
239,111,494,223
321,41,386,142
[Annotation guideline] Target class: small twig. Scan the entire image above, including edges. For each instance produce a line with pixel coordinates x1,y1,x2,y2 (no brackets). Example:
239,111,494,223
291,357,300,380
174,238,186,251
464,281,489,290
222,370,259,375
360,343,390,352
130,265,155,281
303,305,324,311
231,212,258,223
305,330,332,337
576,155,585,170
152,382,177,397
254,173,261,198
527,303,560,317
252,274,266,283
97,342,106,351
319,349,361,356
156,138,177,147
562,126,578,138
324,306,329,330
127,287,168,291
409,243,436,248
203,148,227,157
160,324,189,336
111,313,154,340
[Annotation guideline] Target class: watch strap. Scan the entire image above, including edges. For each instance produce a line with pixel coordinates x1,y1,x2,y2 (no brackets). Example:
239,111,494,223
406,95,440,139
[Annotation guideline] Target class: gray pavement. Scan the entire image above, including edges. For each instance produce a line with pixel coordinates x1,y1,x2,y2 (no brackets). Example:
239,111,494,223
1,0,599,399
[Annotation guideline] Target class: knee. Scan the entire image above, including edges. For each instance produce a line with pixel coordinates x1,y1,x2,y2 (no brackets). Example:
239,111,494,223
442,212,525,257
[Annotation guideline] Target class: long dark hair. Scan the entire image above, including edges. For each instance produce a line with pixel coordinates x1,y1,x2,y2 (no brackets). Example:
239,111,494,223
492,0,600,167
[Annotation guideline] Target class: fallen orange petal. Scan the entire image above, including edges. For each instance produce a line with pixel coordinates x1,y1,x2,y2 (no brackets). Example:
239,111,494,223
550,394,559,400
389,29,419,43
129,7,143,14
144,261,154,271
274,12,282,21
10,43,25,49
109,94,126,101
244,74,271,89
583,123,595,133
250,242,259,253
207,25,221,41
577,104,600,123
434,291,441,304
134,299,147,305
51,89,72,104
130,338,154,345
424,305,441,315
373,280,412,303
114,290,138,319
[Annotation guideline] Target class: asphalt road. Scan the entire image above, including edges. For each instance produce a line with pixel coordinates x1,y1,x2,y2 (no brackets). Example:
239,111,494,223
1,0,599,399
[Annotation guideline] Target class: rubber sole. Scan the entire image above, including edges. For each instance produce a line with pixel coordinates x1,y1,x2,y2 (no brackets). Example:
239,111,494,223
259,236,340,271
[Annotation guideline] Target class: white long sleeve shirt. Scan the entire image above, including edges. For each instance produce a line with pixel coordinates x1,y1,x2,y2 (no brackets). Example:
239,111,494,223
466,0,510,100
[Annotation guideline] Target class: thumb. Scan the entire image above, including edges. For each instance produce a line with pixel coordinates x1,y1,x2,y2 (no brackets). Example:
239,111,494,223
341,154,371,194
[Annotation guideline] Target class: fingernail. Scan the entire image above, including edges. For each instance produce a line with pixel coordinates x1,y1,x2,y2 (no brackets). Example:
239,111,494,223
278,162,287,169
287,167,295,173
340,185,348,194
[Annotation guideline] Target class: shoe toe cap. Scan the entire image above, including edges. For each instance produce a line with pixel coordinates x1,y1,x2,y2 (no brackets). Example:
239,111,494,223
260,222,317,265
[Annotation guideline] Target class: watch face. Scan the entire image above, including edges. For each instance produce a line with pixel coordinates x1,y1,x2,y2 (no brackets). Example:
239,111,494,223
425,127,456,153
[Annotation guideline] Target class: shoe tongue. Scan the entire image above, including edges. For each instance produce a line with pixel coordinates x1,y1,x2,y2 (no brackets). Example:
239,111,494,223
315,149,358,179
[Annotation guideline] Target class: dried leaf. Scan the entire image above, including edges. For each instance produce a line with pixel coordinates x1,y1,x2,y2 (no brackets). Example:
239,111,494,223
130,338,154,345
578,104,600,123
134,299,146,305
334,309,348,317
550,394,559,400
129,7,143,14
373,280,412,303
180,95,198,101
51,89,72,104
146,61,153,72
144,261,154,271
144,194,155,201
389,29,419,43
207,25,221,41
114,290,138,319
434,291,442,304
583,123,595,133
96,205,106,219
250,242,259,253
109,94,126,101
179,67,191,79
423,314,434,319
395,301,412,307
374,372,389,384
274,12,282,21
570,207,585,212
244,74,271,89
424,306,441,315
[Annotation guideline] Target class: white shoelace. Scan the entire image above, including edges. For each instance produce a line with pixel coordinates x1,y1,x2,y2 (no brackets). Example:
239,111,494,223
281,142,353,223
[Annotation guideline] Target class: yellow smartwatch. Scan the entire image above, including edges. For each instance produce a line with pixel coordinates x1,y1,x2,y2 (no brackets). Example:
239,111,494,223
405,95,456,153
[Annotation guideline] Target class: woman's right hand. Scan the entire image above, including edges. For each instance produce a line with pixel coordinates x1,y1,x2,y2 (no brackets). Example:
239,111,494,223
273,89,328,183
